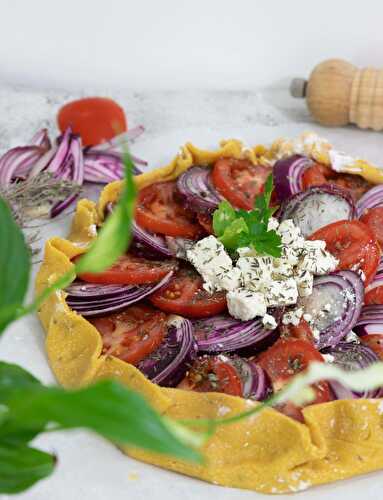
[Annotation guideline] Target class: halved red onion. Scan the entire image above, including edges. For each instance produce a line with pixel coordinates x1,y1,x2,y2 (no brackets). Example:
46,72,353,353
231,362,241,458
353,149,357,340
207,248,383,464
354,304,383,336
193,312,280,355
176,166,222,213
131,221,173,258
356,185,383,217
322,342,383,398
229,356,272,400
273,155,312,202
137,316,197,387
278,185,356,237
298,270,364,349
65,271,174,317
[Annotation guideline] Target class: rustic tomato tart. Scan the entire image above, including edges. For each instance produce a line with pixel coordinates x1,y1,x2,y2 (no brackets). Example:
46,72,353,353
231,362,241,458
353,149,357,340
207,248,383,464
37,134,383,494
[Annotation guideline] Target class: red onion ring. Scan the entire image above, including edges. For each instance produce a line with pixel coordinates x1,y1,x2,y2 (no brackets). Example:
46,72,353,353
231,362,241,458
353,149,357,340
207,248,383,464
273,155,312,202
176,166,222,213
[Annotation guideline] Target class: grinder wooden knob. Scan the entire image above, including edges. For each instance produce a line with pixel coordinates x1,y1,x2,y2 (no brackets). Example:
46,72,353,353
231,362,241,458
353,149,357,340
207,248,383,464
291,59,383,131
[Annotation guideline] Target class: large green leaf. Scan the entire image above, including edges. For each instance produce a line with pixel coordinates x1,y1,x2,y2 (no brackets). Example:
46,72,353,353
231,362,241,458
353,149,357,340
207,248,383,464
0,197,30,333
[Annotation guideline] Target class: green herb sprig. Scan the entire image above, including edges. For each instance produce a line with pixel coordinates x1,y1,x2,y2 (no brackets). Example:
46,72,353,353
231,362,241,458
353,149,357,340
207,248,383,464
212,174,282,257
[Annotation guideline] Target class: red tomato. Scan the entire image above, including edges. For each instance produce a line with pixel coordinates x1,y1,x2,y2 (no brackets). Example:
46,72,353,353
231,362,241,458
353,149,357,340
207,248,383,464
149,265,227,318
360,334,383,360
57,97,127,146
136,181,203,239
78,254,177,285
279,319,315,343
212,158,271,210
197,213,214,234
308,220,380,285
365,286,383,305
257,338,331,420
178,356,243,396
302,163,372,201
90,304,167,365
360,207,383,247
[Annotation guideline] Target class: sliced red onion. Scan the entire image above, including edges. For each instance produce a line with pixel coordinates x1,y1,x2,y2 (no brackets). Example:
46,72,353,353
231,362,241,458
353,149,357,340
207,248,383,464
193,312,280,355
278,185,356,237
29,128,51,150
328,380,356,400
177,166,222,213
164,236,194,260
229,356,272,401
273,155,312,202
137,316,197,387
0,146,46,186
93,126,145,150
322,342,383,398
298,270,364,349
131,221,173,258
354,305,383,336
84,148,146,181
66,271,174,317
356,185,383,217
365,257,383,294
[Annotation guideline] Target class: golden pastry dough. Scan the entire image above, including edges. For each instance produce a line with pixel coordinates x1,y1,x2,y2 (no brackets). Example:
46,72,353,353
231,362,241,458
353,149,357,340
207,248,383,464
36,139,383,494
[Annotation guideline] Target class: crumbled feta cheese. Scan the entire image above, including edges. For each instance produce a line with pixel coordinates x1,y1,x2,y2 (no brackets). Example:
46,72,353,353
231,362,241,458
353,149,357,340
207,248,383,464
262,313,278,330
298,240,338,275
264,278,298,307
186,235,240,293
267,217,279,231
282,307,303,326
277,219,305,248
345,330,360,343
295,269,314,297
322,354,335,363
237,256,273,290
227,289,267,321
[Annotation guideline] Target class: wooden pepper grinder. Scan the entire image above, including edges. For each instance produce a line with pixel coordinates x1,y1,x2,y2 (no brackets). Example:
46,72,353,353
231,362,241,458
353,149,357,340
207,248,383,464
291,59,383,130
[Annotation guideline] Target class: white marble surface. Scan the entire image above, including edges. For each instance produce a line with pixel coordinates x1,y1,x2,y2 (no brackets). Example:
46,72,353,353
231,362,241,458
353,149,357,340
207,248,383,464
1,84,383,499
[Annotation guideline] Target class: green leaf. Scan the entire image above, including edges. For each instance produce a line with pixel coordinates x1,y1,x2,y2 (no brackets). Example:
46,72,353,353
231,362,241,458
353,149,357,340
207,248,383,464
251,230,282,257
75,151,137,274
218,217,248,250
1,379,202,464
0,443,55,494
212,200,237,237
0,197,30,333
0,362,42,404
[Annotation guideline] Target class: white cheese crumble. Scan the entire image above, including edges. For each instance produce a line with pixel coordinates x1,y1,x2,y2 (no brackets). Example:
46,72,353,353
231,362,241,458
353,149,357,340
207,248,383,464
186,217,338,325
322,353,335,363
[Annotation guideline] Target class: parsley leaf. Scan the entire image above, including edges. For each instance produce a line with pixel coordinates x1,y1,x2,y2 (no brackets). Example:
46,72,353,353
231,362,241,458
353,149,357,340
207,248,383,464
213,174,282,257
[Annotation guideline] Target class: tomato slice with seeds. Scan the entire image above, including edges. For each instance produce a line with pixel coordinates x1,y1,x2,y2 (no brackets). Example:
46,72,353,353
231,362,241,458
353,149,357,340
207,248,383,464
197,213,214,234
135,181,203,239
360,334,383,360
308,220,380,285
279,318,315,343
149,265,227,318
257,338,331,421
178,355,243,396
90,304,167,365
365,286,383,305
212,158,271,210
360,207,383,247
302,163,372,201
78,254,178,285
57,97,127,147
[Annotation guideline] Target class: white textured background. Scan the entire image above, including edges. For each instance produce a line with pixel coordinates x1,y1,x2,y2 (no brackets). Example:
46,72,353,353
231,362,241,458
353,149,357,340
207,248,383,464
1,0,383,91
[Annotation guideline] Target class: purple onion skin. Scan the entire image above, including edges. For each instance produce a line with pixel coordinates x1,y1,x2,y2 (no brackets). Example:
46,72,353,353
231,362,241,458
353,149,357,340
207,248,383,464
273,155,312,202
176,166,222,214
138,320,197,387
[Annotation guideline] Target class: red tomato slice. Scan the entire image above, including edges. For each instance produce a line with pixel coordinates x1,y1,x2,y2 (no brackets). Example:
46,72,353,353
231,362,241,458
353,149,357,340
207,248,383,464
78,254,178,285
197,213,214,234
360,334,383,360
257,338,331,420
90,304,167,365
178,355,243,396
365,286,383,305
279,319,315,343
212,158,271,210
360,207,383,247
302,163,372,201
308,220,380,285
136,181,203,239
149,265,227,318
57,97,127,146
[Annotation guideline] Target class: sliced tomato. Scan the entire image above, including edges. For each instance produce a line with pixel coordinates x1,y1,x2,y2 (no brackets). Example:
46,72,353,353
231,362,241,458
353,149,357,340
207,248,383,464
178,355,243,396
308,220,380,285
365,286,383,305
279,318,315,343
197,213,214,234
360,207,383,247
57,97,127,146
257,338,331,421
78,254,178,285
136,181,203,239
90,304,167,365
149,265,227,318
360,334,383,360
212,158,271,210
302,163,372,201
